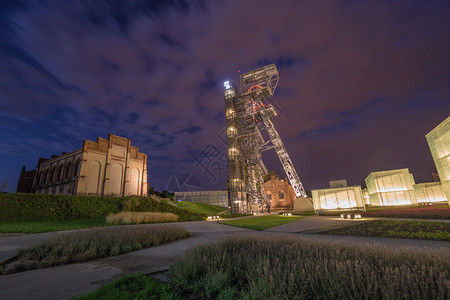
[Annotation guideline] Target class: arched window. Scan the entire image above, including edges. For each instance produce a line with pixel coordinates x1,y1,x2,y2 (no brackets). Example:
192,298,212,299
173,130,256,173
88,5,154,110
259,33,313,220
267,192,272,200
73,159,81,177
40,172,46,185
65,163,73,179
52,167,58,182
46,170,52,184
278,190,284,199
58,165,64,181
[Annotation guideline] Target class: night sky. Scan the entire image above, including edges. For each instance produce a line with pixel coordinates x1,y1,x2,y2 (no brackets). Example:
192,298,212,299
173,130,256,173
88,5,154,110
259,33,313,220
1,0,449,193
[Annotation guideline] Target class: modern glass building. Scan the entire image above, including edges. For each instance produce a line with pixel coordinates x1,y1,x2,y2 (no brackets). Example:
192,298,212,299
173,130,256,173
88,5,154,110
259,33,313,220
414,182,447,203
362,188,370,205
312,186,365,213
174,190,229,207
426,116,450,205
365,168,417,206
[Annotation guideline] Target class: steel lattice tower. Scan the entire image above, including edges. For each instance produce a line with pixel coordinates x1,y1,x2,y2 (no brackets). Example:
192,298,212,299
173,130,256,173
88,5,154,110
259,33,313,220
224,64,307,214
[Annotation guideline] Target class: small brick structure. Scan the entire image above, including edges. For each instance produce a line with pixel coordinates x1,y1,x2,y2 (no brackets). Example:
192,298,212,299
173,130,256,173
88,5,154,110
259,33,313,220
263,175,295,209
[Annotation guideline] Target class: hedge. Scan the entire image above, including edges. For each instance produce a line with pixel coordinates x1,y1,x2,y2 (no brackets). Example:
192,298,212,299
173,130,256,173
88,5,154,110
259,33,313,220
0,194,204,222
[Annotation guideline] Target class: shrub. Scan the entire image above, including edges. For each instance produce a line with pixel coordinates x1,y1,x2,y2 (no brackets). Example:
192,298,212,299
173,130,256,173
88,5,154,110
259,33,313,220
169,235,449,299
0,193,123,222
0,194,204,222
4,225,190,273
106,212,178,225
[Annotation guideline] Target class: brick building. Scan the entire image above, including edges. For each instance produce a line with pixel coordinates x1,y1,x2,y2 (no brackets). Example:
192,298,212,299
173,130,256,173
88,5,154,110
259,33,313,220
18,134,148,196
263,175,295,209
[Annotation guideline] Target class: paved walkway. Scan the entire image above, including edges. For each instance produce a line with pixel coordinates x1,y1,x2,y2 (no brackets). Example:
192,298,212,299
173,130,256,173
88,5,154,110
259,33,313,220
0,217,449,300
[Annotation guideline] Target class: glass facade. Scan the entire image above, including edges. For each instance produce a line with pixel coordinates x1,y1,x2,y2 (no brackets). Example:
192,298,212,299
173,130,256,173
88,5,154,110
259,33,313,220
174,190,229,207
365,169,417,206
312,186,365,212
414,182,447,203
362,188,370,205
426,116,450,205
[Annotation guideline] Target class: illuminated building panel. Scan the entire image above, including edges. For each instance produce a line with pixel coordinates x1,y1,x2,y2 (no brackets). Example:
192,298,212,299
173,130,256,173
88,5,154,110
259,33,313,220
365,168,417,206
426,116,450,205
362,188,370,205
312,186,365,212
414,182,447,203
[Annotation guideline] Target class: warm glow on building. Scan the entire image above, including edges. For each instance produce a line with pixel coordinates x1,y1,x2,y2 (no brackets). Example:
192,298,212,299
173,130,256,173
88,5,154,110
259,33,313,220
426,116,450,205
414,182,447,203
227,126,237,137
365,168,417,206
362,188,370,205
312,186,365,213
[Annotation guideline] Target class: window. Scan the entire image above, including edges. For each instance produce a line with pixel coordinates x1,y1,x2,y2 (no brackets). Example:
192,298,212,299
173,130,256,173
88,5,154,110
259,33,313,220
278,190,284,200
267,192,271,200
66,163,72,179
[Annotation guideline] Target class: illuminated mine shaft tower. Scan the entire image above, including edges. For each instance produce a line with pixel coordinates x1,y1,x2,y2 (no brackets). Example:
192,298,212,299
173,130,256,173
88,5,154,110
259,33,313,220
225,64,307,214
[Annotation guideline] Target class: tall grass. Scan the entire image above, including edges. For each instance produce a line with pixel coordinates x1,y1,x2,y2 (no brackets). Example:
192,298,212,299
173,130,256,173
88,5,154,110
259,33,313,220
5,225,190,273
106,212,178,225
326,220,450,241
169,235,449,299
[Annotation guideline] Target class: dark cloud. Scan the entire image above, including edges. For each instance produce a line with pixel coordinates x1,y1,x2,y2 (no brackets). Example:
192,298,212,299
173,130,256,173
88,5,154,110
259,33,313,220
0,0,449,192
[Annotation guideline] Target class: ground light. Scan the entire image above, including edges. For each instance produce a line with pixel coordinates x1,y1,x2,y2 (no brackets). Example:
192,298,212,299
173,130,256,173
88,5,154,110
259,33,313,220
340,213,362,219
207,216,219,221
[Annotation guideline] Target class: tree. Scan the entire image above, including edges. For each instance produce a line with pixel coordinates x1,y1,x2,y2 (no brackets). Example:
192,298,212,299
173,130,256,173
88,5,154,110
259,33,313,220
0,182,6,193
263,171,279,183
160,190,174,199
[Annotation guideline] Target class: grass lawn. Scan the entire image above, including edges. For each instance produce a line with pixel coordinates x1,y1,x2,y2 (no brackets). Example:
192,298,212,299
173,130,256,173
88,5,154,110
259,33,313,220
172,201,227,215
73,273,181,300
325,220,450,241
218,215,304,230
0,217,107,233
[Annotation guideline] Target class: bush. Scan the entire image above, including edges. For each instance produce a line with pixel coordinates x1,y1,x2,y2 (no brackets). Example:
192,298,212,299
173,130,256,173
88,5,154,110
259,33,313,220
0,194,204,222
106,212,178,225
4,225,190,273
0,193,123,222
169,235,449,299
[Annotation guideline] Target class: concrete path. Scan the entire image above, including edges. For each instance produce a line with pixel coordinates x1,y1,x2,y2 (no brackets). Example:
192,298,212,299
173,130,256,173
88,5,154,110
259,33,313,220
0,232,59,264
0,218,449,300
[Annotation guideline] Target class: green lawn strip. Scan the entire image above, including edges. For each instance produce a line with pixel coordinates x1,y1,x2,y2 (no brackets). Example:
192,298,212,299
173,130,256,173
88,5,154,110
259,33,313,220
72,273,181,300
0,217,107,233
325,220,450,241
218,215,304,230
2,225,190,274
172,201,227,215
